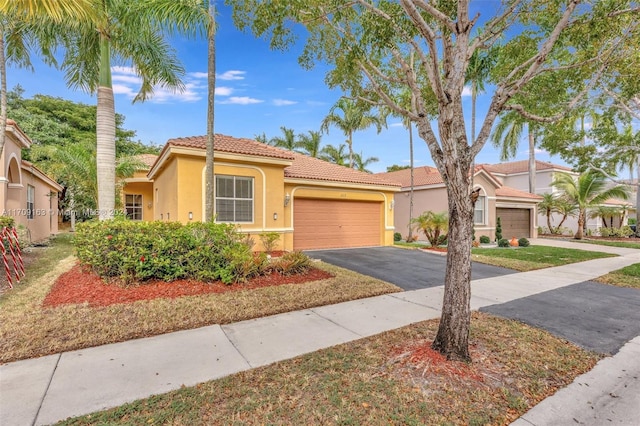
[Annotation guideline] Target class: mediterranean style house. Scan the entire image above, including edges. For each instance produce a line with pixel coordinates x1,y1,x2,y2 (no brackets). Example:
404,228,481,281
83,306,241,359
122,135,399,251
377,165,542,241
1,119,62,243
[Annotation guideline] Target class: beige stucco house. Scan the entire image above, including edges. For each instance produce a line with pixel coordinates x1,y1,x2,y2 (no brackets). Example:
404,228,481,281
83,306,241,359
1,119,62,243
377,165,542,241
123,135,400,251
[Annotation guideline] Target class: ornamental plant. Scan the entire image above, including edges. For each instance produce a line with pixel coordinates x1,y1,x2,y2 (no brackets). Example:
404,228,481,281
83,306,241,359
495,217,503,241
75,219,262,284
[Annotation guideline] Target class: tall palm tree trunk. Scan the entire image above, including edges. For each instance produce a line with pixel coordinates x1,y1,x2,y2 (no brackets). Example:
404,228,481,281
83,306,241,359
347,131,354,168
204,1,215,222
528,130,536,194
96,36,116,220
408,121,414,241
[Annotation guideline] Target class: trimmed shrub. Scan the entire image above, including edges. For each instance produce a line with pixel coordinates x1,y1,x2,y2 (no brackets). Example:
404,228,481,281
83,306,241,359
394,232,402,242
495,217,503,241
0,216,15,228
479,235,490,244
74,219,260,285
498,238,510,247
518,237,530,247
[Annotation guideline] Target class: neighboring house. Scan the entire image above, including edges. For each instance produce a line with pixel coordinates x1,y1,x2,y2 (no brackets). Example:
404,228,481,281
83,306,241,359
1,119,62,243
482,160,632,235
377,165,541,241
122,135,399,251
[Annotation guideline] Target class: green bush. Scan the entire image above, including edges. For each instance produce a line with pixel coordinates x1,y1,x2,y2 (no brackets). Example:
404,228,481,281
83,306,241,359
600,226,634,238
0,216,15,228
74,219,261,285
498,238,510,247
518,237,530,247
394,232,402,242
479,235,490,244
436,234,448,246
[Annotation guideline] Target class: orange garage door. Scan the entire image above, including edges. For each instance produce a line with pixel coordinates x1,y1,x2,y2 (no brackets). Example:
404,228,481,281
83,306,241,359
496,208,531,238
293,198,382,250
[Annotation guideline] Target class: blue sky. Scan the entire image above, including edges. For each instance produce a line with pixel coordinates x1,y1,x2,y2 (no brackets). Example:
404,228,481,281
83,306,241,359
7,3,567,174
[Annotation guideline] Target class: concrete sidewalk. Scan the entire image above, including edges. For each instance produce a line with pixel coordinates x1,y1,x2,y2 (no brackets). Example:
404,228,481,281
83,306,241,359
2,239,640,425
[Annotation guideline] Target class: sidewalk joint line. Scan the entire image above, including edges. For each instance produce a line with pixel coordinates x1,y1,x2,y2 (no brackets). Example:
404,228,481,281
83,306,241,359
307,308,365,338
32,353,61,426
220,326,253,369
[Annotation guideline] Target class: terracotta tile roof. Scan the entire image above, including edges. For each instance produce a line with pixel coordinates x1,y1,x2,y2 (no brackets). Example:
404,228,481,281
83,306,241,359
482,160,572,174
159,134,398,188
602,198,633,207
21,160,63,191
133,154,159,168
285,152,400,187
166,135,295,160
376,166,443,187
495,186,542,200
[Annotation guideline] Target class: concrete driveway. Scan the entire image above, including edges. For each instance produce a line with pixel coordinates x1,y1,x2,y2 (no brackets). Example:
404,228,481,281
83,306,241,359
481,281,640,354
305,246,516,291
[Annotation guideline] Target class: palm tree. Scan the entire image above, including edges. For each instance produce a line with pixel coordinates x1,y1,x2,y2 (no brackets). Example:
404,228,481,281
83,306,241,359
352,151,379,173
537,193,557,233
0,0,95,21
45,1,206,220
270,126,297,150
589,205,623,229
296,130,322,157
466,47,495,146
491,110,539,194
319,143,348,166
411,211,449,247
552,170,630,239
321,97,385,168
552,198,578,234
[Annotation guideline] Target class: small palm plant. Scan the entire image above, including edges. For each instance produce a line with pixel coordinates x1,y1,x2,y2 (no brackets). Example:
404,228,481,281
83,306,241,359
411,211,449,247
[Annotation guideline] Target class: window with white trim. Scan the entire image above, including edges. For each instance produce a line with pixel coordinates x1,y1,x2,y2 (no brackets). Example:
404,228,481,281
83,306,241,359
474,195,486,225
215,175,253,222
27,185,35,220
125,194,143,221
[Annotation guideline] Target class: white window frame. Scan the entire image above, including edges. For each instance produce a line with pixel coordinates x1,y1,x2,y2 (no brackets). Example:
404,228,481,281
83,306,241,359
27,185,35,220
125,194,143,221
474,194,486,225
215,175,254,223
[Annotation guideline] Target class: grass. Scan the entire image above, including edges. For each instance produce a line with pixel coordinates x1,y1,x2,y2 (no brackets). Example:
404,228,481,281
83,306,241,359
59,312,602,426
0,236,401,364
596,263,640,289
394,240,429,248
574,239,640,250
471,245,616,272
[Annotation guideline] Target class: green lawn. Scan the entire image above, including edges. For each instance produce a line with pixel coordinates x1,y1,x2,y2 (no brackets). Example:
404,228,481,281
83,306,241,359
574,239,640,250
597,263,640,289
471,245,616,271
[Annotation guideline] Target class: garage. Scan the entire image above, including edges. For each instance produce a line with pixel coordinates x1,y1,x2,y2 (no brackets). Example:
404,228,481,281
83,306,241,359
496,208,531,238
293,198,382,250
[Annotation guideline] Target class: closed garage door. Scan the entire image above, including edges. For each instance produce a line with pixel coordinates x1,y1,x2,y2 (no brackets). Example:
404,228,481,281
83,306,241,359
496,208,531,238
294,199,382,250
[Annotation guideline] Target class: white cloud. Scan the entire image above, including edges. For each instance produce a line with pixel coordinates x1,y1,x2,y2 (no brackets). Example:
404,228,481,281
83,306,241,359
273,98,297,106
462,86,472,97
217,70,246,81
215,86,234,96
220,96,263,105
188,71,208,79
112,83,136,97
110,66,203,103
390,122,404,127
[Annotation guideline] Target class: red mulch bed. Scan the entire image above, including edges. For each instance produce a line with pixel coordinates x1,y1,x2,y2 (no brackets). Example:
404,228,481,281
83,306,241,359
42,264,334,308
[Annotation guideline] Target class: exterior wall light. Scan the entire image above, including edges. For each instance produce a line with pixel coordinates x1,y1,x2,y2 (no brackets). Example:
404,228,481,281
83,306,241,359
273,212,278,221
390,200,395,210
188,211,193,220
284,193,291,207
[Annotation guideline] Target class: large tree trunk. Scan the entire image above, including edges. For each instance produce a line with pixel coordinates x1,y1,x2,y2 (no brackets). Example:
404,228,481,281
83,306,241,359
636,158,640,237
204,2,216,223
432,179,473,362
96,36,115,220
347,131,354,169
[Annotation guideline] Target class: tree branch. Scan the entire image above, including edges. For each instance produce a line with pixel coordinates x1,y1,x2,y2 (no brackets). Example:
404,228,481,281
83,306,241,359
411,0,457,33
